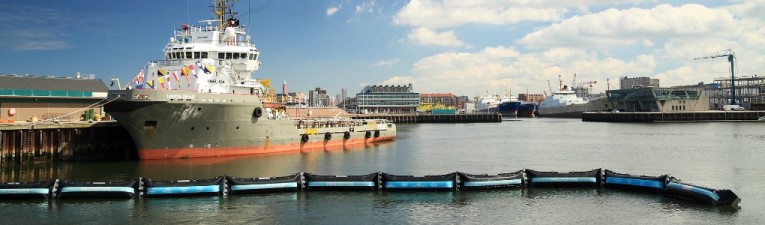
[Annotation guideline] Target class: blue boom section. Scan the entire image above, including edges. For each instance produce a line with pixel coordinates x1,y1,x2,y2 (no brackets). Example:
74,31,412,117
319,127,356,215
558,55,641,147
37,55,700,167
231,182,297,191
463,179,521,187
605,177,663,190
308,181,375,187
384,181,453,189
147,185,220,195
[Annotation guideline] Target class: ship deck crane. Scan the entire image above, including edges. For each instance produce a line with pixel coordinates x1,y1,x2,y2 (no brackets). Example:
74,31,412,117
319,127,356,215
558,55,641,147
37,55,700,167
694,49,737,105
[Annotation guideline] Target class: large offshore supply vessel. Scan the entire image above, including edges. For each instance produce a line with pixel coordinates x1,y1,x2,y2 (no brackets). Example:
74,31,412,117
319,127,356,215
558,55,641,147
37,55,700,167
104,0,395,159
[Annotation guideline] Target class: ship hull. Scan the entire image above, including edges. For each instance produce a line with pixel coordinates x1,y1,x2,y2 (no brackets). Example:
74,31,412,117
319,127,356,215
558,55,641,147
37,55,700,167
517,103,537,118
497,101,520,118
105,89,396,160
538,97,610,118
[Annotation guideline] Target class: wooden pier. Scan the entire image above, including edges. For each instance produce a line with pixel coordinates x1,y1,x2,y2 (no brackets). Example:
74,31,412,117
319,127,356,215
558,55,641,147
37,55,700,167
350,113,502,124
0,121,136,165
582,111,765,122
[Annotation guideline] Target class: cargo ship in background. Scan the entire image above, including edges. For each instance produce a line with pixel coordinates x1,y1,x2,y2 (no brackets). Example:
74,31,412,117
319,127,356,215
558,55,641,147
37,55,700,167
104,0,396,160
517,102,538,117
497,90,537,118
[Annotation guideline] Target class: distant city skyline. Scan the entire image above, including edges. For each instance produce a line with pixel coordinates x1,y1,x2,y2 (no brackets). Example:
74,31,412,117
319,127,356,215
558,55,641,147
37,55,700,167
2,0,764,98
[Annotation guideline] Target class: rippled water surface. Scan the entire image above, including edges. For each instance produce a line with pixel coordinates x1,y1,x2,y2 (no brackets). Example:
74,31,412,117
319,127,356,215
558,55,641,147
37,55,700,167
2,118,763,224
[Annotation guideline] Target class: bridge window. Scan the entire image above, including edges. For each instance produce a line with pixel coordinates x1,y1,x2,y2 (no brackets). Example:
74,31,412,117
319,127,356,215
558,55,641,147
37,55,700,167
185,52,192,59
240,53,247,59
194,52,201,59
226,52,233,59
218,52,224,59
233,53,240,59
201,52,208,58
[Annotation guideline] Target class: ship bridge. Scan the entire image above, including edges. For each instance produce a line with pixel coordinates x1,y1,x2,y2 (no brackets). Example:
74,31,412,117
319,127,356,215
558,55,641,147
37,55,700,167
162,20,260,76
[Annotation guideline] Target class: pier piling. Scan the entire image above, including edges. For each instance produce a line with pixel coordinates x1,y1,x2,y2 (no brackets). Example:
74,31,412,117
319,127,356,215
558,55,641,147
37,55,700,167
0,121,136,165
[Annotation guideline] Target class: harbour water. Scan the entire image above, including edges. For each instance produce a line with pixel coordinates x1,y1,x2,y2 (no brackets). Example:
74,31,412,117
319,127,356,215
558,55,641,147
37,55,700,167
1,118,763,224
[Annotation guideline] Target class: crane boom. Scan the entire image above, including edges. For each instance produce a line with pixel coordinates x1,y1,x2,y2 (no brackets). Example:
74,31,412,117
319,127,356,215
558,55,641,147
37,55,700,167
694,49,736,105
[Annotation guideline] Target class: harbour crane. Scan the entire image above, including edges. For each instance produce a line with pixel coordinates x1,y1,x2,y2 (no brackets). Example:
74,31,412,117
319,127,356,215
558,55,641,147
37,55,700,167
694,49,737,105
578,81,597,94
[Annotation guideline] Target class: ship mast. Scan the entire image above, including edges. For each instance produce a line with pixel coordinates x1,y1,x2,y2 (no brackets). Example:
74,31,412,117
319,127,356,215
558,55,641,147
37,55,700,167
213,0,238,29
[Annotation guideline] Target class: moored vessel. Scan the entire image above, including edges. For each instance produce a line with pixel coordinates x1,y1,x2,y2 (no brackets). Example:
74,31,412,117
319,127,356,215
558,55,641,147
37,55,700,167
496,90,521,118
475,92,499,113
517,102,537,117
537,86,609,118
104,0,396,160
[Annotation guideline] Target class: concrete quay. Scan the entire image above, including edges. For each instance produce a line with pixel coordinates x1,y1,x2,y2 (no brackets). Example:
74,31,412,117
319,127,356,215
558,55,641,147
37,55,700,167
350,113,502,124
582,111,765,122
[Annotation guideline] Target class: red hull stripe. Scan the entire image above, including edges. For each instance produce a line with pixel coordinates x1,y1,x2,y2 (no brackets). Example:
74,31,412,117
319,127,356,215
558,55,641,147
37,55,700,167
139,135,395,160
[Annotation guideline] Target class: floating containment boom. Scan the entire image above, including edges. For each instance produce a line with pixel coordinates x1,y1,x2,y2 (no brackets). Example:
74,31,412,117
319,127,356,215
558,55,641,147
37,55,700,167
0,169,741,207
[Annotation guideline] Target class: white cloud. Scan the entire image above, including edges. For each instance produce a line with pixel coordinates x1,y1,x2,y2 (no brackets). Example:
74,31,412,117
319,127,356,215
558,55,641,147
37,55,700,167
518,4,737,48
354,0,376,15
380,76,415,86
395,46,658,95
14,40,71,51
393,0,564,29
326,6,340,16
372,58,400,67
406,27,465,47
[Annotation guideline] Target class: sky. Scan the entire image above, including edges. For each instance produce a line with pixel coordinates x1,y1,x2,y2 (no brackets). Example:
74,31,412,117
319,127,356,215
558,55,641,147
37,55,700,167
2,0,765,98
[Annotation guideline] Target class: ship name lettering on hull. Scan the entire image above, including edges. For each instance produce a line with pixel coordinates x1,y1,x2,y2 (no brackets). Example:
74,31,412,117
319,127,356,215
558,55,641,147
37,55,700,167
167,94,197,100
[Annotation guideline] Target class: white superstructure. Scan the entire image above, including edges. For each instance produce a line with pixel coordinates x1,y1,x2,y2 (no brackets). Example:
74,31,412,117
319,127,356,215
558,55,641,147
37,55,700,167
130,1,267,97
476,92,499,112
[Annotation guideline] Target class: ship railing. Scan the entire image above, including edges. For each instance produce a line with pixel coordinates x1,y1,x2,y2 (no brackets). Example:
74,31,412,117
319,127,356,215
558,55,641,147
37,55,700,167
169,25,253,47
